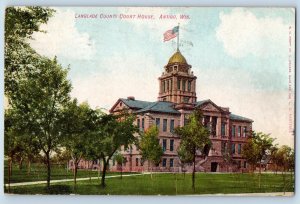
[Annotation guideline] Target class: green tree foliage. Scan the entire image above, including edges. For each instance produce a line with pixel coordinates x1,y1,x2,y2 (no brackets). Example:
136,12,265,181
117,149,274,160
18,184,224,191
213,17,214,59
114,152,126,179
60,99,99,186
242,131,275,187
9,56,72,189
5,7,55,98
139,126,163,179
87,112,137,187
175,111,211,192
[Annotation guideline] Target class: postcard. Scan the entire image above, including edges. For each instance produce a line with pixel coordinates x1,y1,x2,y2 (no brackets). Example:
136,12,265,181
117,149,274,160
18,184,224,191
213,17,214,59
4,6,295,196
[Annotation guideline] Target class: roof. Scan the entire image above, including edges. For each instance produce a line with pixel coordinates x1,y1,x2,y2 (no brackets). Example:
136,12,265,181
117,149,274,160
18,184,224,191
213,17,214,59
136,101,180,114
230,113,253,122
120,98,152,109
168,50,187,64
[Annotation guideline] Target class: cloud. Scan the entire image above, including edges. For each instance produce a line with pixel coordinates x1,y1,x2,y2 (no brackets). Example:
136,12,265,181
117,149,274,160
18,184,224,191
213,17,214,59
216,8,292,58
29,8,95,60
70,53,161,110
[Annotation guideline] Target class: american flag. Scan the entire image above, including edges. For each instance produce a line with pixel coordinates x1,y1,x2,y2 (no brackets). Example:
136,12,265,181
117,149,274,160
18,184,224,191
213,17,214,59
164,26,179,42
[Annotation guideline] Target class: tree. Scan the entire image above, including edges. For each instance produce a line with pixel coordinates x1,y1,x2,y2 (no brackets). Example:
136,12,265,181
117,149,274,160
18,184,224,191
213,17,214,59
60,99,98,186
175,111,211,192
5,7,55,98
114,152,126,179
9,56,72,189
87,112,138,188
242,131,275,188
177,143,193,178
139,126,163,179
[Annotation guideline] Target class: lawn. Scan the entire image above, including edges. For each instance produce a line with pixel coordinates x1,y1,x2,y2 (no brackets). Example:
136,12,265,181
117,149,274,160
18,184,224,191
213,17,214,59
4,162,135,183
5,172,294,195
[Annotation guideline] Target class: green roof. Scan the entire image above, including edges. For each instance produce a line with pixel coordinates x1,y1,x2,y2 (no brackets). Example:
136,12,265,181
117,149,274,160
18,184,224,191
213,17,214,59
120,98,152,109
136,101,180,114
230,113,253,122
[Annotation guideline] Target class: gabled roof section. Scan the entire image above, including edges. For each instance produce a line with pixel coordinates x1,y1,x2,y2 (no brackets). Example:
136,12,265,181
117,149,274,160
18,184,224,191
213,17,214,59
195,99,225,112
136,101,180,114
230,113,253,122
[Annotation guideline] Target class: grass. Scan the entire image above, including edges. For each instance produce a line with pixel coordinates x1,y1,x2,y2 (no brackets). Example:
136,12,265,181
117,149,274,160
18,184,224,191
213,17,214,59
4,162,135,183
5,172,295,195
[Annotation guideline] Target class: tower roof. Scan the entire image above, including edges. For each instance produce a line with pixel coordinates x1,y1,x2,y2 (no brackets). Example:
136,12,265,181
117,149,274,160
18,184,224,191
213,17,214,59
168,50,187,64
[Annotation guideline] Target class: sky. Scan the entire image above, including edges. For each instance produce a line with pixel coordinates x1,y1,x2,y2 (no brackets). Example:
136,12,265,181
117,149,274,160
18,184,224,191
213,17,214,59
29,7,295,147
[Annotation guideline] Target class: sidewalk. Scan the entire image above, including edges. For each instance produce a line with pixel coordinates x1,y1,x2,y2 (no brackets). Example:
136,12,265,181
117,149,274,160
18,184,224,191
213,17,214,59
5,173,145,187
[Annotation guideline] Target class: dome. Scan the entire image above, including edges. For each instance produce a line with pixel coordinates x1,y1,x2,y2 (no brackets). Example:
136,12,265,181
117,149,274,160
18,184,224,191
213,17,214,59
168,50,187,64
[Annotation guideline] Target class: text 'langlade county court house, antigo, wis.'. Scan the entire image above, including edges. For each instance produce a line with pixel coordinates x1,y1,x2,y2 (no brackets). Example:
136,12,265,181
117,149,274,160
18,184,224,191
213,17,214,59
70,49,253,173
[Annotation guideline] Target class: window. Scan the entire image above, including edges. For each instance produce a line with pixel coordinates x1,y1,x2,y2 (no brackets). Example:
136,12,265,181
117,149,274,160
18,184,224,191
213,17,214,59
238,126,241,137
183,97,189,103
142,118,144,130
170,79,173,91
170,119,175,132
238,144,242,154
156,118,160,129
136,158,139,166
188,81,191,91
170,159,174,167
177,79,181,90
162,81,165,92
211,117,217,136
163,139,167,152
221,142,226,153
243,126,247,137
221,123,226,136
163,119,167,132
170,139,174,151
238,160,241,168
137,119,140,129
231,143,235,154
162,158,167,167
182,80,186,91
167,80,169,90
231,125,236,137
243,161,247,168
120,102,122,107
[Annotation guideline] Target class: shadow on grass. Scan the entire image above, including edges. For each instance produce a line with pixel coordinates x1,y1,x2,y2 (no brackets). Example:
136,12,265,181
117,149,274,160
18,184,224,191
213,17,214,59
46,185,72,195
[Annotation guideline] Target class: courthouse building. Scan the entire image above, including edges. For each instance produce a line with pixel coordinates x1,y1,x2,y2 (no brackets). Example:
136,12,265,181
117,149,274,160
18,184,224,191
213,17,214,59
108,49,253,172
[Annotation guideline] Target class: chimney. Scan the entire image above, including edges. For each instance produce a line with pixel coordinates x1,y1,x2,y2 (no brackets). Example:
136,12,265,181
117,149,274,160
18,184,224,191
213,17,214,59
127,96,135,100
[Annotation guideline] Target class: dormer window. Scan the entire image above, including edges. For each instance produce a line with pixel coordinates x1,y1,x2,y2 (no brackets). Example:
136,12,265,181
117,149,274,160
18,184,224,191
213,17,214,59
173,65,178,71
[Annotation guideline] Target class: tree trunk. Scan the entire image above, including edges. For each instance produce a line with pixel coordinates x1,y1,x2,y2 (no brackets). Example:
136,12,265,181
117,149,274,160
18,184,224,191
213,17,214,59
259,161,261,188
192,151,196,192
120,163,123,179
19,158,23,170
7,158,12,193
27,159,31,175
74,162,78,186
101,158,107,188
46,153,51,189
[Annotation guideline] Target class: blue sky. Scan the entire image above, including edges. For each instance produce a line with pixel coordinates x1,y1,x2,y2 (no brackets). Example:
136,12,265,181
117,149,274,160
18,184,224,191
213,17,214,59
29,7,295,146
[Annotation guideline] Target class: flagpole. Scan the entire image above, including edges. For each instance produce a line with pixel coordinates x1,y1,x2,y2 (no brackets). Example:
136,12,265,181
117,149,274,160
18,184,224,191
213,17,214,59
177,23,180,51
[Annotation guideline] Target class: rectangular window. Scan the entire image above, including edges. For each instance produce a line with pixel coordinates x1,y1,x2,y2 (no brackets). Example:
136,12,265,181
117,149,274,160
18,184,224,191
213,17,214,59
167,80,169,90
177,79,181,90
243,126,247,137
238,126,241,137
231,143,235,154
163,139,167,152
142,118,145,130
163,119,167,132
231,125,236,137
188,81,191,91
156,118,160,129
182,80,186,91
221,123,226,136
211,117,217,136
163,81,165,92
136,158,139,166
170,139,174,151
137,119,140,129
162,158,167,167
170,119,175,132
170,79,173,91
170,159,174,167
238,144,242,154
243,161,247,168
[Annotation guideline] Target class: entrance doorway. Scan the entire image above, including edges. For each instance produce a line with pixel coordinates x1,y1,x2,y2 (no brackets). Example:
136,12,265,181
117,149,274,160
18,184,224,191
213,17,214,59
211,162,218,172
